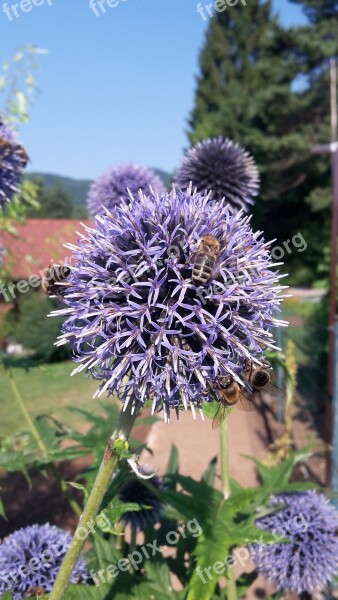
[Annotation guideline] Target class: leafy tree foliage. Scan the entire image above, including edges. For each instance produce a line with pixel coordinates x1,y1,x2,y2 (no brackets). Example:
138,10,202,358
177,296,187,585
189,0,337,285
27,180,74,219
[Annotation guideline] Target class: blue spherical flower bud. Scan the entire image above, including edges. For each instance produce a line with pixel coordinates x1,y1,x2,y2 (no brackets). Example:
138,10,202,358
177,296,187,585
0,119,28,209
252,491,338,595
0,523,88,599
174,137,259,211
118,466,164,530
87,163,166,217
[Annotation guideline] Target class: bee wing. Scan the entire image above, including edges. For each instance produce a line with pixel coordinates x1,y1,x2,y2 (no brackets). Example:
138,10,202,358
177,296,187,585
237,391,257,412
262,383,284,398
212,402,228,429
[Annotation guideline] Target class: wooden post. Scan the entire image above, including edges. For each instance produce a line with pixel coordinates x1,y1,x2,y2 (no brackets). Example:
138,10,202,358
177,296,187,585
311,59,338,487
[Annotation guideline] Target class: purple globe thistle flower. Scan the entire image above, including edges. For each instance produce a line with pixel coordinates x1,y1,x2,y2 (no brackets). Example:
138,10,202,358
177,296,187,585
0,523,88,599
87,163,166,217
53,187,286,421
174,137,259,212
252,491,338,595
0,119,28,209
118,466,164,530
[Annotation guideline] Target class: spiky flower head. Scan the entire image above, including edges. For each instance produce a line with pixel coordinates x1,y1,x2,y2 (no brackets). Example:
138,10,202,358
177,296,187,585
0,119,28,209
174,137,259,211
0,523,88,599
53,187,286,420
118,466,164,530
87,163,166,217
252,491,338,595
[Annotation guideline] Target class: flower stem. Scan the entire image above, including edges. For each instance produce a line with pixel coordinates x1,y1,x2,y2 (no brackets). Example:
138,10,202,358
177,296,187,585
50,463,82,517
7,367,82,517
49,402,138,600
220,416,237,600
220,417,230,500
227,563,237,600
8,367,46,454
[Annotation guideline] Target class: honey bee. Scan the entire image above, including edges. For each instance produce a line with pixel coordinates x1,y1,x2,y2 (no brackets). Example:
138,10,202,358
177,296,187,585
16,143,29,166
41,264,71,297
244,359,279,395
0,137,29,166
23,587,45,597
0,137,12,152
210,375,255,429
188,235,220,285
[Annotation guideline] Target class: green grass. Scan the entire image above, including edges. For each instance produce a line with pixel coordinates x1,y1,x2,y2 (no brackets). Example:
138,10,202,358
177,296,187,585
1,361,101,437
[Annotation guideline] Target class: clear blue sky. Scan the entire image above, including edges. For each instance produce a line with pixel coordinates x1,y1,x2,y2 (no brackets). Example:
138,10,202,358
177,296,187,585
0,0,307,180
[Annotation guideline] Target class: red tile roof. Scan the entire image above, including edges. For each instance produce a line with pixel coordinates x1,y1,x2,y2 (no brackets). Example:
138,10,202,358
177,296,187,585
1,219,92,279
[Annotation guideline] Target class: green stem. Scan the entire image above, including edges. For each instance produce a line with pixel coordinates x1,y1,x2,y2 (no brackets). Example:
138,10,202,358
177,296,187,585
130,525,137,554
7,367,82,517
227,562,237,600
8,368,46,454
49,463,82,517
49,402,138,600
115,521,125,552
220,416,237,600
129,526,137,574
220,417,230,500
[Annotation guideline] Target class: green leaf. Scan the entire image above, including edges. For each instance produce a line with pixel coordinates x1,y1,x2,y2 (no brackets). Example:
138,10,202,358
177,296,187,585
202,456,217,486
44,584,112,599
165,444,179,476
0,496,7,520
162,474,284,600
245,448,313,493
67,481,89,501
13,51,24,62
201,401,218,420
98,497,149,535
91,534,122,571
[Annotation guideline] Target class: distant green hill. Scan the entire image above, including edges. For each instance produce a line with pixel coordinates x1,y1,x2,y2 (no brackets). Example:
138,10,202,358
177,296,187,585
27,168,172,209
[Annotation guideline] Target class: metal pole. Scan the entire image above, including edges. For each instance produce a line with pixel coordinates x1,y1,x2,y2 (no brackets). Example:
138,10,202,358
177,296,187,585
311,59,338,486
331,58,337,144
330,146,338,493
275,324,284,423
327,146,338,395
328,60,338,399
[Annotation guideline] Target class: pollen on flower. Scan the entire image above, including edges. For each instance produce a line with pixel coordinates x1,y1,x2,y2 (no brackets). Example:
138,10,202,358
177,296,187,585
52,187,287,421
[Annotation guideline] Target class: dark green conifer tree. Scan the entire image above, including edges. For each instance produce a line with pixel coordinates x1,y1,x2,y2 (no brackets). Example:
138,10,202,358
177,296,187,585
189,0,337,284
